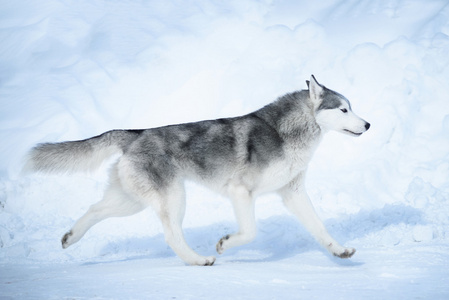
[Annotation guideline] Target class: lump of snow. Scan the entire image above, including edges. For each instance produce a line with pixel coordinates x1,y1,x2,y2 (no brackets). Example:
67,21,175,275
412,225,434,242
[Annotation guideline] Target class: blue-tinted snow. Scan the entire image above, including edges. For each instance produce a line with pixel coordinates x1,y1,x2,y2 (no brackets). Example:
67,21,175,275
1,0,448,299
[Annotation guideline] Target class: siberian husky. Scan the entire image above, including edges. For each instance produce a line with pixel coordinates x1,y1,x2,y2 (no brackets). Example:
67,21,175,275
25,75,370,266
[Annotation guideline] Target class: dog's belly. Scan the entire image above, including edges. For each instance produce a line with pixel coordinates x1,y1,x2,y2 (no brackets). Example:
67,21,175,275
186,146,317,197
189,160,301,197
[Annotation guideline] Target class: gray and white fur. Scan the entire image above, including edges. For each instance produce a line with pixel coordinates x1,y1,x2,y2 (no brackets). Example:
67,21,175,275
25,75,370,266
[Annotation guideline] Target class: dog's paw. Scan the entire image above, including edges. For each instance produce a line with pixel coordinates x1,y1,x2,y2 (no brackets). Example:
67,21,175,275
333,247,356,259
187,256,216,266
61,231,73,249
202,256,216,266
190,256,216,266
216,234,230,254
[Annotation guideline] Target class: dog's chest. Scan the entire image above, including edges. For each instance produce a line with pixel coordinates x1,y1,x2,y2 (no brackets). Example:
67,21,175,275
253,143,318,194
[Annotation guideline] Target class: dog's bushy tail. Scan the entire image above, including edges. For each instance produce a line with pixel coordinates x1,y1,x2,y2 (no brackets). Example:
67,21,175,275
24,130,142,174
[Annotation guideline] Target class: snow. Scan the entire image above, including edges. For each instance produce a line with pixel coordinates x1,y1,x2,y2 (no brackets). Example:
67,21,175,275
1,0,449,299
2,246,448,299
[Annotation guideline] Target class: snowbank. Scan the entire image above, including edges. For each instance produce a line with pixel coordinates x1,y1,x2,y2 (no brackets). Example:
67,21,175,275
1,0,448,298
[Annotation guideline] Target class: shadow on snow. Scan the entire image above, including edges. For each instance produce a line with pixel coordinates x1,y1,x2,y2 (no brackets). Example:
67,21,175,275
92,204,423,265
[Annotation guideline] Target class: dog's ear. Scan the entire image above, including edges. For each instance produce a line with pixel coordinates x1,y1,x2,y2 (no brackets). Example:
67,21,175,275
306,80,310,88
308,75,323,106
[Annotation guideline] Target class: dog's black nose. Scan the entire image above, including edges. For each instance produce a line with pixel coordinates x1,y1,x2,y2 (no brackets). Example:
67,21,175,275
365,122,371,130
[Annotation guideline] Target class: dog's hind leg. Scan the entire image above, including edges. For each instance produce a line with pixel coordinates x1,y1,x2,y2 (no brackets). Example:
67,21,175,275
279,173,356,259
216,185,256,254
62,165,146,249
151,182,216,266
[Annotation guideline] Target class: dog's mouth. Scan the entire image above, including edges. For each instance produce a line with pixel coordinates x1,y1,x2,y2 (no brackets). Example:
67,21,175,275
343,129,363,136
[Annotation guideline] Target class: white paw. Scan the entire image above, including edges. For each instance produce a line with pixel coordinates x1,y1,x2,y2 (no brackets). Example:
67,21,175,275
203,256,216,266
61,231,73,249
62,230,81,249
333,247,356,259
193,256,216,266
216,234,230,254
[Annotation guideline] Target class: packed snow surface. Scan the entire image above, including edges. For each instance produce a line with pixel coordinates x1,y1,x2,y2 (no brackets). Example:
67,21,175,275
1,0,449,299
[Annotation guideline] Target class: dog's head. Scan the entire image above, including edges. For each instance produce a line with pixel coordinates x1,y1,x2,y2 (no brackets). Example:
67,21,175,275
307,75,370,136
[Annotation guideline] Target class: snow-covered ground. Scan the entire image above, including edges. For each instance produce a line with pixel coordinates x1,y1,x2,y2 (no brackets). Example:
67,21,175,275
1,0,449,299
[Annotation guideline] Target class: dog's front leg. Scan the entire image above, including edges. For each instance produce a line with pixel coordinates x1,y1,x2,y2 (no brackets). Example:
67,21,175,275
279,173,355,259
216,184,256,254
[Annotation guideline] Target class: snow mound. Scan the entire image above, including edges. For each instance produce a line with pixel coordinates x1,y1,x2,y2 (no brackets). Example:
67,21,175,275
1,0,449,299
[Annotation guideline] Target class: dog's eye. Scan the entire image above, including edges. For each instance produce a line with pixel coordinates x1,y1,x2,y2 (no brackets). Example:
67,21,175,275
340,108,348,113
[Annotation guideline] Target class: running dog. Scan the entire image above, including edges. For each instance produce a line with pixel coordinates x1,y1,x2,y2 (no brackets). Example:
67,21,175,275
25,75,370,266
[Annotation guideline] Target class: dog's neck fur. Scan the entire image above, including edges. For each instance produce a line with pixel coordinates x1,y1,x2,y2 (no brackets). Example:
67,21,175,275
254,90,322,147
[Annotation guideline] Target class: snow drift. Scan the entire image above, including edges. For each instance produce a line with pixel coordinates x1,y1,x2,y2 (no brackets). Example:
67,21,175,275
1,0,448,299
